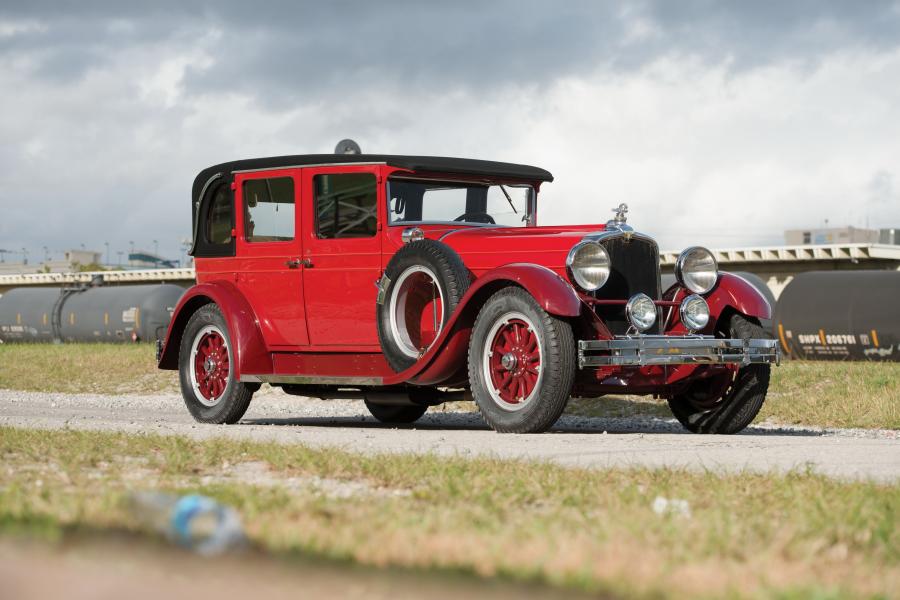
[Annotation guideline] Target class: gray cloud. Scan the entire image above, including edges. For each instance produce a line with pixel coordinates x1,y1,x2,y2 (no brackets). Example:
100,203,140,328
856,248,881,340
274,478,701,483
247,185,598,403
1,1,899,261
6,2,900,93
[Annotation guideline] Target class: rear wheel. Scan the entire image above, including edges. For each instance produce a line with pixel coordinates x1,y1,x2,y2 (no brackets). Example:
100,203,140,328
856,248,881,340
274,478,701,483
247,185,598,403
468,287,576,433
668,313,771,434
178,304,254,424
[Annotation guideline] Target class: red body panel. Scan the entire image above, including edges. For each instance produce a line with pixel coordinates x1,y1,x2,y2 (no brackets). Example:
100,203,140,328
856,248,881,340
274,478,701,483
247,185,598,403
300,164,383,347
233,169,309,347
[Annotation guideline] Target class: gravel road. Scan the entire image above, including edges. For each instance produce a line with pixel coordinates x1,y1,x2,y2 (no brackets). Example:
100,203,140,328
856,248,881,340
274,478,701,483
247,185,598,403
1,388,898,481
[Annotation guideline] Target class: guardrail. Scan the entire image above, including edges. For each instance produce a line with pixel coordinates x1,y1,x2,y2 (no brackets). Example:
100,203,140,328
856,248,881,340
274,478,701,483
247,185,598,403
0,268,195,287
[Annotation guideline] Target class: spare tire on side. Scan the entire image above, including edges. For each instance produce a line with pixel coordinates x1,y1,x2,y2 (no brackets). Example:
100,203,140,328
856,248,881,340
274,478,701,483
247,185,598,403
376,239,471,372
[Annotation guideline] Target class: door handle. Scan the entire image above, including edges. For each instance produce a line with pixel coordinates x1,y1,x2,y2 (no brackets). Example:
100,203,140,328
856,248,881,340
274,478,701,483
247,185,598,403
286,258,313,269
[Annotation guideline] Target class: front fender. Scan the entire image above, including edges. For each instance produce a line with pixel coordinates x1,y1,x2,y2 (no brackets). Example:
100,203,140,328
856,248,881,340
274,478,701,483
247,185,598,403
707,272,772,322
157,281,272,378
471,263,582,317
665,272,772,325
386,263,582,385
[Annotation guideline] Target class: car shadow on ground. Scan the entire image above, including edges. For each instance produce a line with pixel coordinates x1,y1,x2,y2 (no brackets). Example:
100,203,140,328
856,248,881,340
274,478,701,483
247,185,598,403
241,412,828,437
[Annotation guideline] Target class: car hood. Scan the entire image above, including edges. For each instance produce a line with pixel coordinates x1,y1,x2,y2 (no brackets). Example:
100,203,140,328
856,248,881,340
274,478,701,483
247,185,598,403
440,224,606,276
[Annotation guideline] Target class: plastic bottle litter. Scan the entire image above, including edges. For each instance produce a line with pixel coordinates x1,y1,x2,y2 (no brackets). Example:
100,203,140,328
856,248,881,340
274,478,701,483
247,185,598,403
652,496,691,518
128,491,245,555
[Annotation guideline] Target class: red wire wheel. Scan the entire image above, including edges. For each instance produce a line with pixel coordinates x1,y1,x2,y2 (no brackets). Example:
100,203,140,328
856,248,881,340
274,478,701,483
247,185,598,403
482,311,543,410
189,325,230,406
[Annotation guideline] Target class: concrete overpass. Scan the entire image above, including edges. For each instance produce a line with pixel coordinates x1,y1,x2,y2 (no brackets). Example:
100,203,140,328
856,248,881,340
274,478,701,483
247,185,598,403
1,243,899,298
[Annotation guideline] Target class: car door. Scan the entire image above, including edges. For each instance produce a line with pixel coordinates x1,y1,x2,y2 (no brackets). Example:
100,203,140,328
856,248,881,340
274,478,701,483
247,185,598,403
234,168,309,347
300,165,382,347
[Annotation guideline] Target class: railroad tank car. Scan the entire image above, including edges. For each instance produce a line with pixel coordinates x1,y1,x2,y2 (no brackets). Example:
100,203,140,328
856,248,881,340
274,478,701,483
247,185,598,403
773,271,900,361
0,284,185,343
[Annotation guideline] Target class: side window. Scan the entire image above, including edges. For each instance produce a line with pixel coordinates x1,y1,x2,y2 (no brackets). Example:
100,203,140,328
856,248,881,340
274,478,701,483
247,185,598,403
243,177,295,242
206,183,233,245
314,173,377,238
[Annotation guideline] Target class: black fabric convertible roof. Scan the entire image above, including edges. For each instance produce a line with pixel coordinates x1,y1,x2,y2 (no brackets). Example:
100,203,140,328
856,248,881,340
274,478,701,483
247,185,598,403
192,153,553,206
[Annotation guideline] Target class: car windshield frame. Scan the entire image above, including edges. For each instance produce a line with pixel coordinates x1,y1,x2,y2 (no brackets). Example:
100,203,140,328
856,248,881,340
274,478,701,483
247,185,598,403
386,176,536,228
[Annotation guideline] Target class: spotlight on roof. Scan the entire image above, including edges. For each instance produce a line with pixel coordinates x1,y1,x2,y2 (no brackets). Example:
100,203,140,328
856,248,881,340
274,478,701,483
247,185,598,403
334,139,362,155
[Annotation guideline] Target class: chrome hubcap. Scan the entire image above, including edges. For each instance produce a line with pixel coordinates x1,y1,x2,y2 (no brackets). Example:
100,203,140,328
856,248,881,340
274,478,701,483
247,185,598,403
500,352,518,371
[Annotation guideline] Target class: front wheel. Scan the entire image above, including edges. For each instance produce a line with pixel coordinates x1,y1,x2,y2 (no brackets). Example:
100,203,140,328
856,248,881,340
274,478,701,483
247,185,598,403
178,304,254,424
468,287,576,433
668,313,772,434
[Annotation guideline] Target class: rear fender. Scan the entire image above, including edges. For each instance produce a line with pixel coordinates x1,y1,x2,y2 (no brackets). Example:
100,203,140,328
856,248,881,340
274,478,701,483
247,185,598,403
388,263,582,385
157,281,272,378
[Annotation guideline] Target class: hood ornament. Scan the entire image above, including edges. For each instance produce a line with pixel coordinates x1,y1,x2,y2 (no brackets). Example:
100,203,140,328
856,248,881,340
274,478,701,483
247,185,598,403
611,203,628,225
605,203,633,236
605,203,634,237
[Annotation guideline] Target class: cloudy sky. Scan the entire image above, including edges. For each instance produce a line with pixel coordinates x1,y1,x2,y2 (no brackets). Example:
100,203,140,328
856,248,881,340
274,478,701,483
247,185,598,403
2,1,899,263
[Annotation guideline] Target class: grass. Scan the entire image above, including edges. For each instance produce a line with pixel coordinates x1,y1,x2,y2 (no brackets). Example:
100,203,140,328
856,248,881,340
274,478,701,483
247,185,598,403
0,343,176,394
1,426,897,599
1,343,898,429
570,361,900,430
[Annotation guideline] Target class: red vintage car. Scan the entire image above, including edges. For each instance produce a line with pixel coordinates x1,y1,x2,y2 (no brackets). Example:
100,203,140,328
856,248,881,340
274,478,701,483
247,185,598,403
158,153,779,434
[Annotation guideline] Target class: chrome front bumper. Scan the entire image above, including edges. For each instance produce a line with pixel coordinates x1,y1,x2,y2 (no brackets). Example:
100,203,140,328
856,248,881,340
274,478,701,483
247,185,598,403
578,335,780,368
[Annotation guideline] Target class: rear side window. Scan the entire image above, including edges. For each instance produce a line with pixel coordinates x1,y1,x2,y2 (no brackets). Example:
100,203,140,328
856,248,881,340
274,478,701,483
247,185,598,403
206,183,233,245
314,173,377,238
243,177,295,242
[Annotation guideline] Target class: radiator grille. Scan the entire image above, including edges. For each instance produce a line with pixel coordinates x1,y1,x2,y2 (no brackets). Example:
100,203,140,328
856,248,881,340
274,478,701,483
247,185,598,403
591,236,661,334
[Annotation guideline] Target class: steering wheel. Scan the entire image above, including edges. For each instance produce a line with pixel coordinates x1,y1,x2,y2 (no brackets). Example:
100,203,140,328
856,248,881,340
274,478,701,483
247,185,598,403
453,212,496,224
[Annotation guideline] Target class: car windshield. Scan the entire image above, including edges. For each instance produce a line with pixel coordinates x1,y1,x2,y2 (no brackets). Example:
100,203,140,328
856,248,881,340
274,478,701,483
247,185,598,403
388,179,533,227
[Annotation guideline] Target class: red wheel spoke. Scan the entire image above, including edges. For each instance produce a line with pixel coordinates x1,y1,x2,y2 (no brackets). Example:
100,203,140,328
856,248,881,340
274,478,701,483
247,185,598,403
486,317,543,406
193,330,229,402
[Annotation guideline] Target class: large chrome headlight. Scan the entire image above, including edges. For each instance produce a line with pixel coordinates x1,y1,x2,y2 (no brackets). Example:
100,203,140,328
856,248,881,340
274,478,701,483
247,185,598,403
679,294,710,332
566,241,610,291
625,293,657,332
675,246,718,294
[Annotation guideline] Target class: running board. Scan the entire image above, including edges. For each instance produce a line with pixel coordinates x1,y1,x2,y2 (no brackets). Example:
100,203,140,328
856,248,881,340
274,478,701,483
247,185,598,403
240,374,384,386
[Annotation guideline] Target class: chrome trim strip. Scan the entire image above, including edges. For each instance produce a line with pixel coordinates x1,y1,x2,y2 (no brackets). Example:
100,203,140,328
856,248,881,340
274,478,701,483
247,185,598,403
577,335,780,368
232,161,387,174
240,374,384,386
389,221,498,228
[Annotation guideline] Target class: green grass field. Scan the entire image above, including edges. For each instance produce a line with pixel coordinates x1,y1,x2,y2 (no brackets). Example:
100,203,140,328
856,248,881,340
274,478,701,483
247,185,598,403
1,343,898,429
1,426,896,599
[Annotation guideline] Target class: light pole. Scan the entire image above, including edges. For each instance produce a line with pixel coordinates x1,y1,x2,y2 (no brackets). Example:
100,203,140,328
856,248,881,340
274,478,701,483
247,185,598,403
129,240,134,267
117,250,123,266
42,245,49,263
153,239,159,262
21,247,28,265
104,241,109,266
